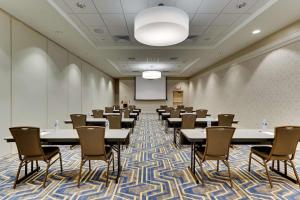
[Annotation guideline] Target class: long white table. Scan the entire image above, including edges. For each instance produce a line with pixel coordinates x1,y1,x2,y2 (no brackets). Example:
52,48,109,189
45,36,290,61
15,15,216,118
180,128,297,184
64,118,135,129
5,128,130,183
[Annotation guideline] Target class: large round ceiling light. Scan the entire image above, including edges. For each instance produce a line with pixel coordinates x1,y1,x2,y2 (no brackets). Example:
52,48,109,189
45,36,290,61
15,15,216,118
142,71,162,79
134,6,189,46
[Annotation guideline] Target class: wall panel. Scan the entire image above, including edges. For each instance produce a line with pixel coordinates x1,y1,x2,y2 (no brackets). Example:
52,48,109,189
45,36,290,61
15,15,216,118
0,10,11,156
11,19,48,128
47,41,68,128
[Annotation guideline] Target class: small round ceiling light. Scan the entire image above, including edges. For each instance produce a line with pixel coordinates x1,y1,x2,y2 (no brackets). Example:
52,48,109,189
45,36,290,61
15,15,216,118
142,71,161,79
134,6,189,46
252,29,261,35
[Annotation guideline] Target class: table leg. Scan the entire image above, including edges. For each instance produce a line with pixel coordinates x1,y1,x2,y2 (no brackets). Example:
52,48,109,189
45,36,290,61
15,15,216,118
269,161,298,184
16,161,40,184
116,142,122,183
188,143,199,183
173,128,176,146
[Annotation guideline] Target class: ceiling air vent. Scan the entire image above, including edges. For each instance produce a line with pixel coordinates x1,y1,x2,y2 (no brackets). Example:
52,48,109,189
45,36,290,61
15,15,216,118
169,57,178,60
113,35,130,42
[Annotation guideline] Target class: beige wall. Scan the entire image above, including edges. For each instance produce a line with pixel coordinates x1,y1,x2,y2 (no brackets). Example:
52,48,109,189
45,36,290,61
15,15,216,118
119,78,189,112
0,10,114,156
189,40,300,128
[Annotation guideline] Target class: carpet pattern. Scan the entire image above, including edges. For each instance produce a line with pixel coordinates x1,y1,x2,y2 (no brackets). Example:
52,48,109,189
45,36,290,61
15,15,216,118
0,114,300,199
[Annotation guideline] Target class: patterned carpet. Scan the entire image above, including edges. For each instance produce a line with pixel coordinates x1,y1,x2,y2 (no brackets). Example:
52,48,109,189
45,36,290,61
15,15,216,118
0,114,300,199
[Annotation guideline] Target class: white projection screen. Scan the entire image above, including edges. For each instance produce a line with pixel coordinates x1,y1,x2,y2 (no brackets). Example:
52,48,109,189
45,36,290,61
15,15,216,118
135,76,167,100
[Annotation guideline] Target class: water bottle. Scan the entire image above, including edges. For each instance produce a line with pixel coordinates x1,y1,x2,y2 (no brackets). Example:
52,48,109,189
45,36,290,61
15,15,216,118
261,119,268,130
105,119,110,130
207,117,211,127
54,120,59,132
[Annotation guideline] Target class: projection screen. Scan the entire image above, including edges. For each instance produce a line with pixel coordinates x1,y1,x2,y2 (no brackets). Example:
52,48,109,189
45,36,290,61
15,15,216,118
135,76,167,100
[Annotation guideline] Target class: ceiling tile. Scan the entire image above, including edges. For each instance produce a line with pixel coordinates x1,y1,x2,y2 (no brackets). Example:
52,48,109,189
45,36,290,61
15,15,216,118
107,26,129,36
124,13,137,27
77,13,105,26
189,26,207,35
223,0,258,13
212,13,241,26
203,25,228,36
247,0,272,13
87,25,110,36
93,0,123,13
101,14,127,27
52,0,73,13
121,0,148,13
176,0,203,13
63,0,97,13
197,0,231,13
147,0,176,7
191,13,217,26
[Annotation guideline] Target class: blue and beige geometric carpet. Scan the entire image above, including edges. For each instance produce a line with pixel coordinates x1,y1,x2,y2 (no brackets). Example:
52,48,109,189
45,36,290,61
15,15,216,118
0,114,300,199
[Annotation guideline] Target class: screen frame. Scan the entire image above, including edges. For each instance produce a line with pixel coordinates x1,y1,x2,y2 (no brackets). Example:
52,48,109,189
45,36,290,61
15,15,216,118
134,76,168,101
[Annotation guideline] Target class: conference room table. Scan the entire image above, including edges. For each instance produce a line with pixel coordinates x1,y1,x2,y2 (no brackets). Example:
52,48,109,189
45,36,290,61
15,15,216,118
103,112,139,120
167,117,239,145
4,128,130,184
161,112,211,122
64,117,135,130
113,109,141,114
181,128,297,184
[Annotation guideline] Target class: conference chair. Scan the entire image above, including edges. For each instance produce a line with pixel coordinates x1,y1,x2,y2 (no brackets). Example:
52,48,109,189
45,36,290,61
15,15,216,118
105,107,114,113
107,115,122,129
177,105,184,109
185,107,193,113
195,127,235,187
177,114,196,148
70,114,86,149
196,109,208,118
170,109,180,118
129,105,134,111
92,109,104,118
114,105,120,110
248,126,300,188
124,109,130,118
9,127,63,188
218,114,235,126
76,126,114,187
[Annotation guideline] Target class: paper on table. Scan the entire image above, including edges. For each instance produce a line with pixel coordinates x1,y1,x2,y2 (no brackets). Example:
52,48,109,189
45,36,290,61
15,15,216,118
40,131,49,136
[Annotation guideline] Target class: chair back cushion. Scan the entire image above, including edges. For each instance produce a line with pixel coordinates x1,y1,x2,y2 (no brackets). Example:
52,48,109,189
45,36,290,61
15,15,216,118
70,114,86,129
92,109,103,118
76,126,106,156
218,114,234,126
196,109,208,118
107,115,122,129
205,127,235,157
10,127,44,158
271,126,300,157
181,114,196,129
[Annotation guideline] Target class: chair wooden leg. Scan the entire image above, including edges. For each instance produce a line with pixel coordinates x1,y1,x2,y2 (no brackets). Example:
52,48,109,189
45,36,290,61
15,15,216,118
36,161,39,171
77,160,84,188
43,161,50,188
112,154,115,172
248,152,252,172
199,161,205,185
224,160,233,187
59,152,63,173
263,160,273,188
217,160,219,172
13,160,24,189
106,162,110,187
289,160,300,188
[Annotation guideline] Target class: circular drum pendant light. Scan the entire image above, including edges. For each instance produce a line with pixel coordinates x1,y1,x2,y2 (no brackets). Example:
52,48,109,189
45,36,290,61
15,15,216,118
134,6,189,46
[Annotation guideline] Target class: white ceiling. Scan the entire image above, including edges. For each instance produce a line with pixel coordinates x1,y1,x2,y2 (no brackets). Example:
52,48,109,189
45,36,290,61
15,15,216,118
51,0,273,48
0,0,300,77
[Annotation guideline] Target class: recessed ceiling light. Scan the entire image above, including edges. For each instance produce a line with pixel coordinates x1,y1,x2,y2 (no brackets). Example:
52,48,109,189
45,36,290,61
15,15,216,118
94,28,104,34
252,29,261,35
236,2,247,9
76,1,86,9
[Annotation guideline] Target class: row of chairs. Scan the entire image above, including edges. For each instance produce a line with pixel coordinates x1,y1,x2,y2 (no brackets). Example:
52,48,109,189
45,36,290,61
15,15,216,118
176,114,235,146
196,126,300,188
92,109,132,118
160,105,193,113
9,126,114,188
